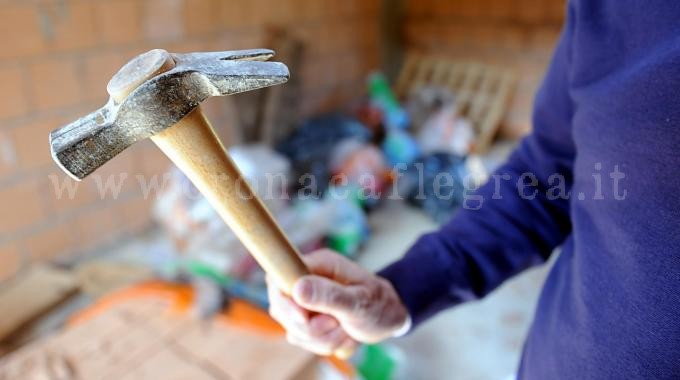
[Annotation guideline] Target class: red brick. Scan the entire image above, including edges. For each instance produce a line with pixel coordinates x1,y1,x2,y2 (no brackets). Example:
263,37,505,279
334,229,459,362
144,0,185,41
41,169,99,216
528,26,561,52
40,1,98,52
133,141,171,180
0,66,29,121
433,0,458,17
363,0,381,15
24,220,77,263
74,203,120,252
28,57,83,112
514,0,546,24
295,0,324,22
545,0,567,23
0,4,46,59
497,26,528,51
300,58,324,95
166,39,210,54
0,178,46,235
266,0,295,25
337,0,360,17
90,146,138,199
0,130,18,179
212,29,264,51
220,1,259,30
117,195,154,235
0,242,23,282
94,0,143,46
466,24,500,51
201,98,227,125
83,51,130,103
405,0,425,16
199,98,240,146
183,0,220,37
456,0,483,19
9,115,67,171
487,0,515,20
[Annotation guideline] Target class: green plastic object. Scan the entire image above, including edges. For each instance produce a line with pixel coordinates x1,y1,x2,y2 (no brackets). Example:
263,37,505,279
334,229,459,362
183,260,233,287
367,73,409,129
368,73,401,111
356,344,397,380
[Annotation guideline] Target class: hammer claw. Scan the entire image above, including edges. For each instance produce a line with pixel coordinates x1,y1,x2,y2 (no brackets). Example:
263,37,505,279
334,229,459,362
201,60,290,93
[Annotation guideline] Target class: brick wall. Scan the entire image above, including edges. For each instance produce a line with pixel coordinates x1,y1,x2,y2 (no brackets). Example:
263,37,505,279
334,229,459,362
0,0,381,280
402,0,566,138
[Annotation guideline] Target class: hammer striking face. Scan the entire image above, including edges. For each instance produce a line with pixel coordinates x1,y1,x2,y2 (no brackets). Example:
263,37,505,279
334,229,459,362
49,49,289,180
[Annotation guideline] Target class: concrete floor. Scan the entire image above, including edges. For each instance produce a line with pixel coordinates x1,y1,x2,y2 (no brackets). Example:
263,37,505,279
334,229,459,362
14,199,550,380
359,200,551,380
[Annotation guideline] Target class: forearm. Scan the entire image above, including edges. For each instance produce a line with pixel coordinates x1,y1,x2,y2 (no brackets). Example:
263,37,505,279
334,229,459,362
379,150,573,325
379,27,577,326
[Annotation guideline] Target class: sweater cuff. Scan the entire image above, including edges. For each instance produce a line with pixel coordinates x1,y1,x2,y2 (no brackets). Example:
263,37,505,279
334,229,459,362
377,232,474,327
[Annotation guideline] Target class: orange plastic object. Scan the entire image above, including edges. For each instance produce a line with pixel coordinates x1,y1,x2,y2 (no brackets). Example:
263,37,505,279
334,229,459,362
214,298,284,336
68,281,194,326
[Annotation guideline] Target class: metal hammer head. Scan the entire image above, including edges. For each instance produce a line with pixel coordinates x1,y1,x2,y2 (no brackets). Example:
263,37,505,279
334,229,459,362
49,49,289,180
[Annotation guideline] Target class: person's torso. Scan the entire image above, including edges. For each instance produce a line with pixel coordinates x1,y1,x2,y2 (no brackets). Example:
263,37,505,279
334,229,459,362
520,1,680,378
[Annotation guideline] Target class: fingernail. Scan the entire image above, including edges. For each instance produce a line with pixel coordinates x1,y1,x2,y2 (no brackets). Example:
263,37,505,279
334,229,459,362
293,278,314,304
311,316,337,332
335,341,357,360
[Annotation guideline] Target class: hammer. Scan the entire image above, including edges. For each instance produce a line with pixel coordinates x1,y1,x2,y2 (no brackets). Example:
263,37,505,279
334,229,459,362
50,49,319,319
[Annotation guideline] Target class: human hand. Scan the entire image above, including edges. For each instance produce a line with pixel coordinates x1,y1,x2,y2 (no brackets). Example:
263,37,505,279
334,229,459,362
267,249,410,357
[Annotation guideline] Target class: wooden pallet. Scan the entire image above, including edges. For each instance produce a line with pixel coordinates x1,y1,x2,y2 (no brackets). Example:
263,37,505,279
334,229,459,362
395,53,515,152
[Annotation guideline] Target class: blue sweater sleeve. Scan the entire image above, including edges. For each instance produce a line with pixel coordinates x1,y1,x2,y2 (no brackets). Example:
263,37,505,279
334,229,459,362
379,20,577,326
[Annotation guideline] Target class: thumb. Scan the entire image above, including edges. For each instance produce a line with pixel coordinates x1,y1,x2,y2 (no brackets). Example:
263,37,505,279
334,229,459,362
292,275,362,318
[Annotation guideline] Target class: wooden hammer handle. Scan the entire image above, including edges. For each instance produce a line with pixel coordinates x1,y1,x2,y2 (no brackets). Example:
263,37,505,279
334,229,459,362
151,108,309,294
155,107,355,360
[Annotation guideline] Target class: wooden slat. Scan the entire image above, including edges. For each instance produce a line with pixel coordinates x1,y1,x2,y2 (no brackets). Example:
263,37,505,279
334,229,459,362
394,53,420,96
0,266,78,341
429,59,451,84
445,62,467,90
409,57,437,93
455,63,484,114
476,70,515,152
468,66,498,123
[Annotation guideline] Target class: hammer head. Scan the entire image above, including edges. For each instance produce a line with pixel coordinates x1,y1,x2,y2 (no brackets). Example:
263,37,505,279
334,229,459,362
49,49,289,180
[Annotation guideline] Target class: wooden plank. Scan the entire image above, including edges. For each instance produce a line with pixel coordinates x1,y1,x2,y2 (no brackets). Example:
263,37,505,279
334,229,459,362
455,63,484,114
409,56,437,93
429,59,451,84
0,266,78,341
476,70,515,152
468,66,498,123
445,62,468,90
394,53,420,97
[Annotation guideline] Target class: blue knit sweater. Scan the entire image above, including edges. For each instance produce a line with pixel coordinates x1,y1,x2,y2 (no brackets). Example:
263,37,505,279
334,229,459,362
380,1,680,378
